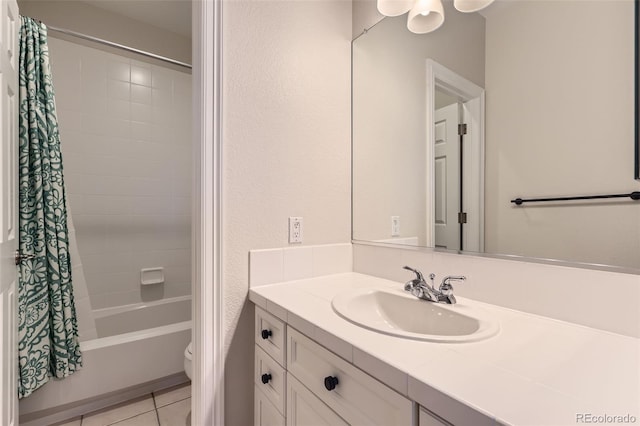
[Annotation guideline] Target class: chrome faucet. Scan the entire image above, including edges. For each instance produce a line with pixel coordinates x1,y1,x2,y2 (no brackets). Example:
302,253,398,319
403,266,439,302
403,266,466,304
438,275,466,304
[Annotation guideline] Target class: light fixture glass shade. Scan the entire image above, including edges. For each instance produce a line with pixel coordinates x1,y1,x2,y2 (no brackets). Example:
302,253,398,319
453,0,495,13
377,0,414,17
407,0,444,34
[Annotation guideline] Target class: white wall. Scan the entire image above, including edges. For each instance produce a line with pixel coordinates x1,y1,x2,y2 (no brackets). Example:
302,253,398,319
352,8,485,245
484,0,640,267
222,1,352,424
49,38,192,309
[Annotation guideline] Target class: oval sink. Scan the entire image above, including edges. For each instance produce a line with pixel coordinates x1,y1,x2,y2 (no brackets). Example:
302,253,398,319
332,287,499,343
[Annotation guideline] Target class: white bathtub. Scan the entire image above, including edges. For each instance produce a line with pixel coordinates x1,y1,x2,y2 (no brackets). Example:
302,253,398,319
93,295,192,337
19,296,192,426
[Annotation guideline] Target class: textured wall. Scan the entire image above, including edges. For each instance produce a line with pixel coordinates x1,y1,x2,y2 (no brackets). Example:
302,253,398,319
222,0,352,424
50,38,192,309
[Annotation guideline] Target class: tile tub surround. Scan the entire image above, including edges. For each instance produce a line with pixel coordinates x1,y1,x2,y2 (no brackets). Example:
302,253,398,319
249,273,640,426
49,37,192,309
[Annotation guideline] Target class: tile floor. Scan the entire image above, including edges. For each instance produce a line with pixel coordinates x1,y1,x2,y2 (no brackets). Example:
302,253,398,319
53,383,191,426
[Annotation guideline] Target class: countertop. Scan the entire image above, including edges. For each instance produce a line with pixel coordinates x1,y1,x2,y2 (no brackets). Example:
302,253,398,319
249,273,640,426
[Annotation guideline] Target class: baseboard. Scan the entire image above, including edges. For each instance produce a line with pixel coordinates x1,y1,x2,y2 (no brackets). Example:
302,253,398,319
19,373,189,426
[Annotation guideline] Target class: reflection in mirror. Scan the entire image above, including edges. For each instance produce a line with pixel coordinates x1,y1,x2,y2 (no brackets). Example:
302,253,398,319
427,60,485,253
352,0,640,270
434,88,462,250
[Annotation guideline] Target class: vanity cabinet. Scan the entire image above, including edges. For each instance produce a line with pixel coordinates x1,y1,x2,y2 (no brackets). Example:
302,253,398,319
254,308,287,426
255,385,285,426
254,306,413,426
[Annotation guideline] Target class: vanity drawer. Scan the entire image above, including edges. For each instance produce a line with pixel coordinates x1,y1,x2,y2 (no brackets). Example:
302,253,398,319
255,385,285,426
287,327,412,426
256,307,286,366
255,346,286,415
287,373,348,426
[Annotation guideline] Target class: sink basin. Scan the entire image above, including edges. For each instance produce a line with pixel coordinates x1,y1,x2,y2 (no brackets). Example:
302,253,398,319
332,287,499,343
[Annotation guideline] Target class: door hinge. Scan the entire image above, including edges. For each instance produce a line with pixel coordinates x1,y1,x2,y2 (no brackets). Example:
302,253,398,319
458,212,467,224
458,123,467,136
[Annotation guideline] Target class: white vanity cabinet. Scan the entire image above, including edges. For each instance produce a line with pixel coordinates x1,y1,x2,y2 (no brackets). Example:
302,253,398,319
254,308,287,426
254,306,413,426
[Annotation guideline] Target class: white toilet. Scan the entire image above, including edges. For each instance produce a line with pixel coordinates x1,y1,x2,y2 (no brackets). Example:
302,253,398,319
184,342,192,380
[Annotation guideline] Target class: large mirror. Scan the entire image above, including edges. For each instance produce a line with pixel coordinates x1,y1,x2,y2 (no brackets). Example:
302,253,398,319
352,0,640,271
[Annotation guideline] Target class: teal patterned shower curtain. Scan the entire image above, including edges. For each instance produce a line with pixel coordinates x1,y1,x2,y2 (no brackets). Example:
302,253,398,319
17,16,82,399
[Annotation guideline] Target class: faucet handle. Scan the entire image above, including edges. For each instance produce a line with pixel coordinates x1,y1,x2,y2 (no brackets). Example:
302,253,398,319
440,275,466,295
403,265,425,282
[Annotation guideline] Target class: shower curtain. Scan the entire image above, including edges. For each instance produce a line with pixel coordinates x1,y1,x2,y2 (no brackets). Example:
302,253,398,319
17,16,82,399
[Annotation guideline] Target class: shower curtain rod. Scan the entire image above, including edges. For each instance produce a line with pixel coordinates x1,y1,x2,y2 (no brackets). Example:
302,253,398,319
46,25,192,69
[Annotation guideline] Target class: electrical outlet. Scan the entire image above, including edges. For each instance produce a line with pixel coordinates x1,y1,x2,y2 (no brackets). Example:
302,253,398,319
391,216,400,237
289,217,303,243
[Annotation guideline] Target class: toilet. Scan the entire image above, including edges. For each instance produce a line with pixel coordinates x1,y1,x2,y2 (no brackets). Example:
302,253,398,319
184,342,192,380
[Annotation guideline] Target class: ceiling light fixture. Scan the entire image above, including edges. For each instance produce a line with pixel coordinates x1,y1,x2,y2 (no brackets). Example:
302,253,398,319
376,0,413,17
453,0,495,13
377,0,495,34
407,0,444,34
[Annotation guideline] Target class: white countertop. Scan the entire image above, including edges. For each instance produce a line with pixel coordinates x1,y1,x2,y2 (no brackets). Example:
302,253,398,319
249,273,640,426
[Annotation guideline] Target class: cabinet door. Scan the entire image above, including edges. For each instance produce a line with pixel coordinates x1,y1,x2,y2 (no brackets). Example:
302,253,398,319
420,407,451,426
256,307,286,366
287,374,348,426
255,386,285,426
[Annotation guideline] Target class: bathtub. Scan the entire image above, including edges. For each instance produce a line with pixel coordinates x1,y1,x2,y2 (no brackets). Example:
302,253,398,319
93,295,192,337
19,296,192,426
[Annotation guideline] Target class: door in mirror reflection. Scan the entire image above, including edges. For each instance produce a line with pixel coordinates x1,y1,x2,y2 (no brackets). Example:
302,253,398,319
434,93,461,250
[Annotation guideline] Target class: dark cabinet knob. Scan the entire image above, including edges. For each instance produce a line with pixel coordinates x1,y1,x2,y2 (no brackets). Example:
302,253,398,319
261,373,272,384
261,329,272,340
324,376,339,391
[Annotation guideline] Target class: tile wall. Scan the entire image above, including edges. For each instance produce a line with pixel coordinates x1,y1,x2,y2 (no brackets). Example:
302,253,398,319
67,213,97,340
49,38,192,310
249,243,353,287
